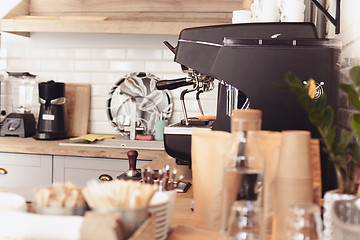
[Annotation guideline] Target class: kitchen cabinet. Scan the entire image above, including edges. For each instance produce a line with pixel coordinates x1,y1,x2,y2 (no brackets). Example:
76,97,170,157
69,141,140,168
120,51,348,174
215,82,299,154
0,137,167,188
0,0,252,36
53,155,149,186
0,153,52,188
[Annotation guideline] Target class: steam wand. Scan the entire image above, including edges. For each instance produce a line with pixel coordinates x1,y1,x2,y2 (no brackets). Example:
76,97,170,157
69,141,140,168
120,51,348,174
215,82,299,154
180,88,197,126
196,90,205,116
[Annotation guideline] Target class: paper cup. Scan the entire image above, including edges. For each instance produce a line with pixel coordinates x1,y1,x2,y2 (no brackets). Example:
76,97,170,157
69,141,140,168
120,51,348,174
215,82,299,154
232,10,252,23
259,1,280,22
163,190,177,233
149,192,170,240
280,0,306,22
273,178,314,240
277,130,312,179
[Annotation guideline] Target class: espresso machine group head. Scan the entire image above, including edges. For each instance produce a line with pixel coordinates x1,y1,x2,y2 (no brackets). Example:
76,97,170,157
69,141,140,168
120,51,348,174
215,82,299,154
159,23,341,193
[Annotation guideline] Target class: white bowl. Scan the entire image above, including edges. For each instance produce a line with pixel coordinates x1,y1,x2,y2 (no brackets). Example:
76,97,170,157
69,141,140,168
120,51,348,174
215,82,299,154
0,192,27,212
150,192,169,207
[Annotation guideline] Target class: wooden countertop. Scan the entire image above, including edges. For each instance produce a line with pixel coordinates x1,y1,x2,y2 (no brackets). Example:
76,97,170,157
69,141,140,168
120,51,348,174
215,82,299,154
0,136,194,181
0,136,217,239
0,136,168,161
169,188,222,240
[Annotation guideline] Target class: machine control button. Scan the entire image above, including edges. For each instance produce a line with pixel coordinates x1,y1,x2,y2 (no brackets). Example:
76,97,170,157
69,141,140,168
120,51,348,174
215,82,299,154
7,119,21,131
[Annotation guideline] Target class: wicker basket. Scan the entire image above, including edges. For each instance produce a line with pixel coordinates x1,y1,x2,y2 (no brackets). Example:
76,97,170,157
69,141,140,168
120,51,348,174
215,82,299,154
129,212,156,240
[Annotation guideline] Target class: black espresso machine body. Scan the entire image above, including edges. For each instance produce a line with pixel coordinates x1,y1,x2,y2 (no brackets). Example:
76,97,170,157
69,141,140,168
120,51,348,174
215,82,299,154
162,23,341,193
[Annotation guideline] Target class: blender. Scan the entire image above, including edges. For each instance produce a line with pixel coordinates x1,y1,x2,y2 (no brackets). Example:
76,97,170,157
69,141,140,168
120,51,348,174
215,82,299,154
0,72,36,137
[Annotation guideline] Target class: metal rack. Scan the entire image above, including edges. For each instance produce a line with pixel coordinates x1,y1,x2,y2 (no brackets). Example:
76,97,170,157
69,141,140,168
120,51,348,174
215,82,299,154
311,0,341,34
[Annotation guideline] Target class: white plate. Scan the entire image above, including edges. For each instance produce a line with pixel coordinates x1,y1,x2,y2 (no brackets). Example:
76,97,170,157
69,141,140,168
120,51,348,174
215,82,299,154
107,72,173,136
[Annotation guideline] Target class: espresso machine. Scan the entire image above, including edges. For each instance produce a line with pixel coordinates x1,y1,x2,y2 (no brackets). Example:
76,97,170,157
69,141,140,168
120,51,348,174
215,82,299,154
158,23,341,193
0,72,37,138
34,80,68,140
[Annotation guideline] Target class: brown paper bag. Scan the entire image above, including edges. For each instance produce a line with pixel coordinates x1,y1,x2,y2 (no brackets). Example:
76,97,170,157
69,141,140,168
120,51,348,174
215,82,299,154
257,131,283,234
191,128,231,231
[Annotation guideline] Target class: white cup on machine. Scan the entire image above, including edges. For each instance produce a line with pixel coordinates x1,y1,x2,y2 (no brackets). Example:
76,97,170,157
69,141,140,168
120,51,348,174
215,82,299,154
232,10,252,23
251,0,280,22
250,1,261,22
279,0,306,22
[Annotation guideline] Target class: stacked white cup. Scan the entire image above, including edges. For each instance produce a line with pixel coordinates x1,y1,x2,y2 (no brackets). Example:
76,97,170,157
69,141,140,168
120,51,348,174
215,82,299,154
251,0,280,22
249,0,305,23
278,0,306,22
232,10,252,23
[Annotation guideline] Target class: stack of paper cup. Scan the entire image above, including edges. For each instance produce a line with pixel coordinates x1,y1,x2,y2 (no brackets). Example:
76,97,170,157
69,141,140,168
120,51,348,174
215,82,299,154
163,190,177,233
149,192,170,240
279,0,306,22
259,0,280,22
251,0,280,22
232,10,252,23
272,131,314,240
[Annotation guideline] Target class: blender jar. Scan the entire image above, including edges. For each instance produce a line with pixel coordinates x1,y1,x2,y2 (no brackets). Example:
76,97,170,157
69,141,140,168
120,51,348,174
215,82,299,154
7,72,37,113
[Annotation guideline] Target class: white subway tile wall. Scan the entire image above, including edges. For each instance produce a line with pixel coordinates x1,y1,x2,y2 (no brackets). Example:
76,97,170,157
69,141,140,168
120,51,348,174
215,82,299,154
0,32,218,134
328,0,360,129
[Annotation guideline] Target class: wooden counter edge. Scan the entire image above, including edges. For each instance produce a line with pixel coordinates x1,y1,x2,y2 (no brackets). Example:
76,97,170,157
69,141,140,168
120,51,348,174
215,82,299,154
0,136,168,161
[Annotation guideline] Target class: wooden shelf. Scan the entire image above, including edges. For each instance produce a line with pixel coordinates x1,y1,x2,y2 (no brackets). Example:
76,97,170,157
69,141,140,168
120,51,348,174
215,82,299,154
0,16,231,36
0,0,251,37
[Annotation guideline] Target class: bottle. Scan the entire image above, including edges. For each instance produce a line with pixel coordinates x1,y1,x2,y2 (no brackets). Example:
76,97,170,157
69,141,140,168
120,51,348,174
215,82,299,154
223,109,266,240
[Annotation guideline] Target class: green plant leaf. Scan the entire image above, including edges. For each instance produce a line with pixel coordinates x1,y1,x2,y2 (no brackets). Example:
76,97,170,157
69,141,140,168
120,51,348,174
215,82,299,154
340,83,360,111
339,129,352,146
323,106,334,131
308,109,323,127
325,127,336,148
350,66,360,86
315,94,327,111
285,72,303,88
351,113,360,136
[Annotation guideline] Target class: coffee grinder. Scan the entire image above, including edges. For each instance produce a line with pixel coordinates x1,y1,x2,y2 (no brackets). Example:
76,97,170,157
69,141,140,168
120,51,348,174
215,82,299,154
34,80,68,140
0,72,36,137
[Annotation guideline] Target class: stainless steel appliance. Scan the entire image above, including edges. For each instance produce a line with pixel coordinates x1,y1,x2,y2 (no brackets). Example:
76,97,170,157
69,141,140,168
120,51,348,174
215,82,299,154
34,81,68,140
0,72,36,138
158,23,341,193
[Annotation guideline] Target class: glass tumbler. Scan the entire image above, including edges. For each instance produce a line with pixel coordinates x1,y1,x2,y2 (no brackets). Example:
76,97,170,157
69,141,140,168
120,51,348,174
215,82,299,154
286,202,323,240
226,200,262,240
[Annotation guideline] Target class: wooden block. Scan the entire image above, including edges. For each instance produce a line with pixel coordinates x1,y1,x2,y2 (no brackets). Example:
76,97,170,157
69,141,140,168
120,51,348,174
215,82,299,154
65,83,91,137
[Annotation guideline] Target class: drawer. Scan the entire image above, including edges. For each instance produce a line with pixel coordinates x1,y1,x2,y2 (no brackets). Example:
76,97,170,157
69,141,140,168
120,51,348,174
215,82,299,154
53,156,149,186
0,153,53,188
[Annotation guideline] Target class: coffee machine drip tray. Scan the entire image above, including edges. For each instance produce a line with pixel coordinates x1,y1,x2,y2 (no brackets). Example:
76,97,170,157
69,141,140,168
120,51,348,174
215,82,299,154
163,121,213,165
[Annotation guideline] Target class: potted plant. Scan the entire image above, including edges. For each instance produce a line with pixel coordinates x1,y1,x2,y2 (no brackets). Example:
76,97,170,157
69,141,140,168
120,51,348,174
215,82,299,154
281,65,360,239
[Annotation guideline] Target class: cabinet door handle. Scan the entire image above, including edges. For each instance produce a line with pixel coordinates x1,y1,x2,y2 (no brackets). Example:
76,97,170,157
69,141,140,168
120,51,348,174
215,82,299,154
0,168,8,175
99,174,113,181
